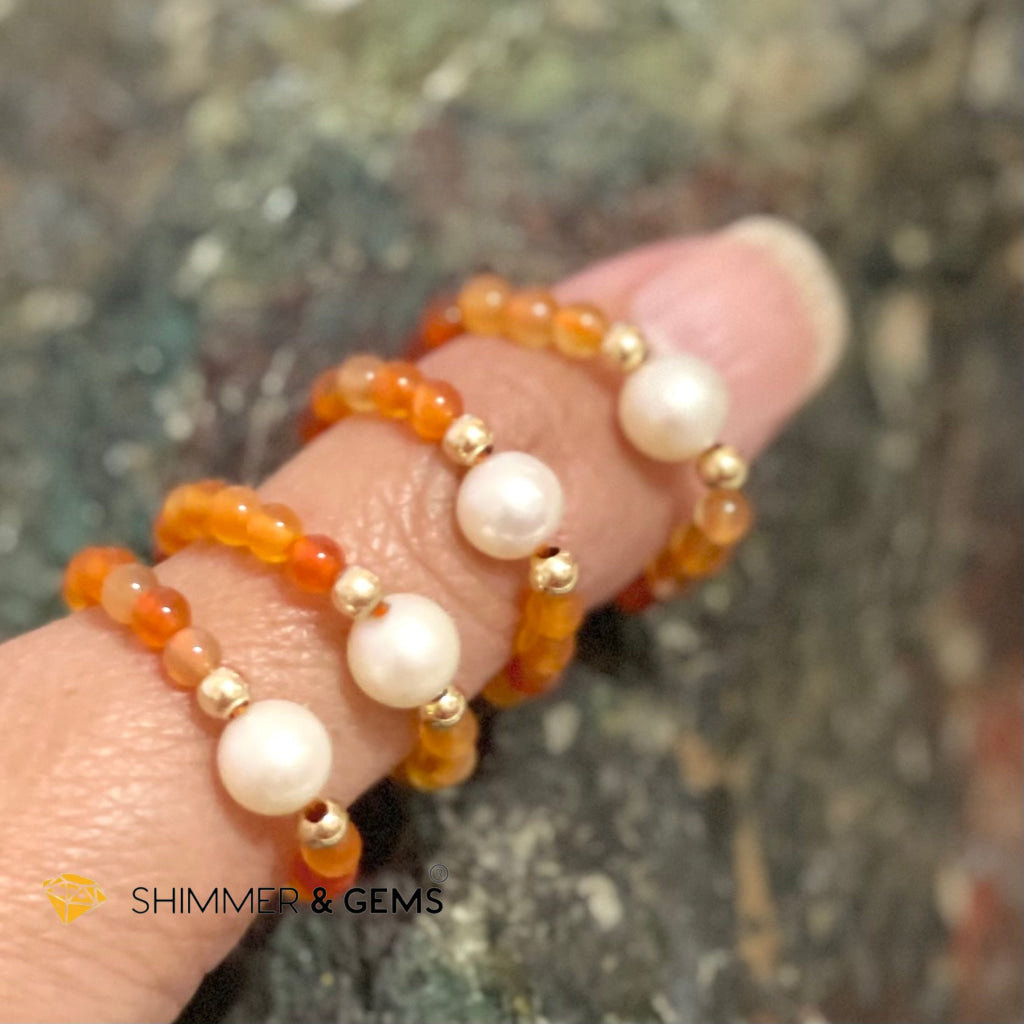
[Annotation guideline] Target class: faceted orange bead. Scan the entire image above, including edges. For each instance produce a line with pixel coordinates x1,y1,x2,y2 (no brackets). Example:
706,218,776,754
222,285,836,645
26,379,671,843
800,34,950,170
337,354,382,413
481,668,528,708
694,488,754,546
669,524,731,579
403,745,478,791
504,287,557,348
209,486,260,547
417,708,479,759
458,273,511,336
162,626,221,688
246,502,303,563
523,591,585,639
310,368,349,424
420,294,464,350
284,534,345,593
290,851,356,902
101,562,158,623
410,379,464,441
300,822,363,879
372,360,423,420
62,546,136,610
551,302,607,359
131,585,191,649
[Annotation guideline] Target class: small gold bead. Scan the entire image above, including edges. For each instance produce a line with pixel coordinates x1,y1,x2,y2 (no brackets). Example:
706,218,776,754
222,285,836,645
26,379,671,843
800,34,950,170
696,444,748,489
297,797,350,849
600,322,649,373
196,666,250,720
442,413,494,468
528,546,579,594
419,686,467,728
331,565,383,619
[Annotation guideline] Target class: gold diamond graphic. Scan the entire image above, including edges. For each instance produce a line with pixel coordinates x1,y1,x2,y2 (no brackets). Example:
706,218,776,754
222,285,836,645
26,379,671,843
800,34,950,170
43,873,107,924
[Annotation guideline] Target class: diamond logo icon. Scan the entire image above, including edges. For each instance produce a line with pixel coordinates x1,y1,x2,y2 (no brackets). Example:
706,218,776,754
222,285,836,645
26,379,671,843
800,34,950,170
43,873,107,924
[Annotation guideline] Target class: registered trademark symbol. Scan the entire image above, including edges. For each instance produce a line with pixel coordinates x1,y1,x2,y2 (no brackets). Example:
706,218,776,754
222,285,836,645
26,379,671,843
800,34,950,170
428,863,448,883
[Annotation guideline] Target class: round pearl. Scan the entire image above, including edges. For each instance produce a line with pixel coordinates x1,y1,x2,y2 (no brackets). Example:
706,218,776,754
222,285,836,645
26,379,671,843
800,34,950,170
456,451,564,560
617,353,729,462
347,593,460,709
216,699,332,816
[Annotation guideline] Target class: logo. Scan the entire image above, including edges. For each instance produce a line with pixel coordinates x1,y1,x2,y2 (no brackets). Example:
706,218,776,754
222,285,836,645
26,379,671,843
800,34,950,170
43,873,107,924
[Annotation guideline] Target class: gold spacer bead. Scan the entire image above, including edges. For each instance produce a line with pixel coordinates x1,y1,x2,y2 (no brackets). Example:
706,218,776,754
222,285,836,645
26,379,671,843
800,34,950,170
696,444,748,489
528,546,579,595
419,686,467,728
442,413,494,468
196,666,250,720
297,797,350,849
600,322,649,373
331,565,383,619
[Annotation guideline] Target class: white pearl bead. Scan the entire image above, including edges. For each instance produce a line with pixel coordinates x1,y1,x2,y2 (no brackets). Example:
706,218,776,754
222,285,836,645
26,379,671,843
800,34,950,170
347,593,460,709
456,450,564,560
216,699,332,816
617,353,729,462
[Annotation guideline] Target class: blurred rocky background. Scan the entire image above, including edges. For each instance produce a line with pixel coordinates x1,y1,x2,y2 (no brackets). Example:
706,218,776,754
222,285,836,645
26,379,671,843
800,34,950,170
0,1,1021,1021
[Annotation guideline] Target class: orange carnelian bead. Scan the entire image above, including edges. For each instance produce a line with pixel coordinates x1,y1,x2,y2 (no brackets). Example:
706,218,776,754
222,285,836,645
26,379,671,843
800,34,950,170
420,294,464,350
669,524,731,578
552,302,607,359
162,480,224,544
246,502,303,563
519,635,576,680
504,287,557,349
300,822,363,879
616,574,656,613
458,273,511,336
284,534,345,593
372,360,423,420
131,585,191,649
417,708,479,759
523,591,585,639
645,547,678,585
694,488,754,546
62,546,136,610
404,745,478,791
162,626,221,688
153,511,188,558
310,368,349,424
410,379,464,441
337,354,383,413
100,562,157,623
209,485,260,547
482,668,528,708
290,851,357,902
298,407,328,443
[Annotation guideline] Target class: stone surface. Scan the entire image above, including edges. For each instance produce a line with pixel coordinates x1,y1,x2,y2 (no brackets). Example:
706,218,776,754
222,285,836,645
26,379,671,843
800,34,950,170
0,1,1020,1021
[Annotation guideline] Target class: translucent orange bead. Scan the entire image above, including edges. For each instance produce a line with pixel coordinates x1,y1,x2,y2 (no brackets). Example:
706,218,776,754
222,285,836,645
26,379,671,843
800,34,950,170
615,574,656,613
284,534,345,593
372,360,422,420
131,585,191,649
481,668,528,708
410,379,464,441
669,524,731,578
300,822,363,879
153,512,187,557
552,302,607,359
100,562,158,623
420,294,464,350
62,546,136,610
645,548,679,585
162,626,221,688
417,708,479,760
290,851,357,902
523,591,585,639
518,634,576,681
310,368,349,424
337,354,383,413
162,480,224,545
209,485,260,547
504,287,557,348
246,502,303,563
694,488,754,546
404,745,478,791
458,273,511,336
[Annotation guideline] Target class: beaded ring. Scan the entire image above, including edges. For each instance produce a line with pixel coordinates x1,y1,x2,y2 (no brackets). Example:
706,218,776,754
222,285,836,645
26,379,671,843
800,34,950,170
152,481,480,791
61,547,362,899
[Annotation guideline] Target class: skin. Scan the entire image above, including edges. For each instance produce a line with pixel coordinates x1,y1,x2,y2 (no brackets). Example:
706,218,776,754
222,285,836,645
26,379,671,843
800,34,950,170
0,227,842,1023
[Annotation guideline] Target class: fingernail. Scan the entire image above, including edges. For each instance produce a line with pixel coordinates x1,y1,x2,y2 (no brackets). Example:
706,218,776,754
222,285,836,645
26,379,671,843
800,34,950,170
720,215,849,390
